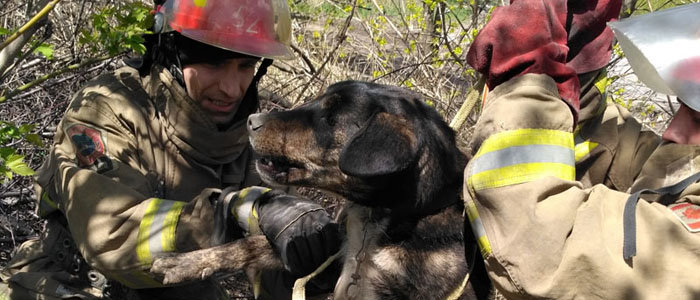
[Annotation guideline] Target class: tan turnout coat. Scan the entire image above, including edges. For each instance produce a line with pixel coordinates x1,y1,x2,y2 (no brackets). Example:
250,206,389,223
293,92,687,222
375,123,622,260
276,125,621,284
1,65,261,299
465,74,700,299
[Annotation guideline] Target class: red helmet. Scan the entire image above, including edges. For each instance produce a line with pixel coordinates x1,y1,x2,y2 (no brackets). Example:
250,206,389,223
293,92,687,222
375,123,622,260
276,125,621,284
158,0,293,60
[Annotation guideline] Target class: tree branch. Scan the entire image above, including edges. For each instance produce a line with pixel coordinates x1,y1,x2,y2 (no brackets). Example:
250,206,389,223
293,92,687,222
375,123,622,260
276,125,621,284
294,0,358,104
0,0,60,51
0,54,115,102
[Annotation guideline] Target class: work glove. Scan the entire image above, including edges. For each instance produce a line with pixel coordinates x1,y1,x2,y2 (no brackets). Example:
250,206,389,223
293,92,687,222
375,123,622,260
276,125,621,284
566,0,622,75
211,186,272,246
211,186,340,277
256,192,341,277
467,0,622,122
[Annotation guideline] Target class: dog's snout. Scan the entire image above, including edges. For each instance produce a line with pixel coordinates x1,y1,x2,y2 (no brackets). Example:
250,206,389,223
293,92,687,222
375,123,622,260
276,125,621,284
248,113,266,132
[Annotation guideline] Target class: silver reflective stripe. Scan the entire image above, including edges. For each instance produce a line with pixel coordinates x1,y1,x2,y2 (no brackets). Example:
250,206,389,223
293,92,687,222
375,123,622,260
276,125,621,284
234,196,256,233
148,200,175,255
471,216,487,240
471,144,575,174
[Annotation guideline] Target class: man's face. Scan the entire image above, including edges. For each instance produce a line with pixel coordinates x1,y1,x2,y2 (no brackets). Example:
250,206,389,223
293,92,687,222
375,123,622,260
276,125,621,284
182,57,259,125
662,102,700,145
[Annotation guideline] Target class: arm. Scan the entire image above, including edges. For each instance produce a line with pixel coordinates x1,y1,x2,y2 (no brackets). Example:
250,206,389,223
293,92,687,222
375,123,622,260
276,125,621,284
36,97,215,289
465,74,700,298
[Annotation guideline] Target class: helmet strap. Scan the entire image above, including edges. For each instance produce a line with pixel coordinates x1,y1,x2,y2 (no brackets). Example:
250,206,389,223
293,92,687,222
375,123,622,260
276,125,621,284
169,39,186,86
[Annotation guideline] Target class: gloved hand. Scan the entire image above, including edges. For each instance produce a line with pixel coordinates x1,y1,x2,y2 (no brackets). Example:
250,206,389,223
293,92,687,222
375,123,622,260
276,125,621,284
467,0,622,122
566,0,622,75
256,192,341,277
211,186,272,246
467,0,579,113
211,186,340,277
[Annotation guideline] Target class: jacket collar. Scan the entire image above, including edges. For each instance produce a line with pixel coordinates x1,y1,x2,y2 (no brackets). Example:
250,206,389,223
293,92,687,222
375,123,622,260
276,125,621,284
143,65,251,166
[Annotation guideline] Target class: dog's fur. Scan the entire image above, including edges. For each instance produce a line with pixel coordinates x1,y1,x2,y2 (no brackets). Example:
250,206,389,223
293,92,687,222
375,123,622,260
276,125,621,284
151,81,488,299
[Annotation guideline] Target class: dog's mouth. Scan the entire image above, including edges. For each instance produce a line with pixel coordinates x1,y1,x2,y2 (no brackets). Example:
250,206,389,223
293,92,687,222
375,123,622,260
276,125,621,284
255,156,308,185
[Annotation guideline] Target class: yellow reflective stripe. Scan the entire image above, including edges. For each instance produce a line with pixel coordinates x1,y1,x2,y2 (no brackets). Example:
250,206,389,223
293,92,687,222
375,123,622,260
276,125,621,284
473,129,573,159
41,192,57,209
575,140,599,162
193,0,207,7
232,187,269,235
470,129,575,190
38,192,59,217
163,201,185,252
137,198,185,265
594,69,610,96
469,162,575,191
465,200,492,257
137,200,158,264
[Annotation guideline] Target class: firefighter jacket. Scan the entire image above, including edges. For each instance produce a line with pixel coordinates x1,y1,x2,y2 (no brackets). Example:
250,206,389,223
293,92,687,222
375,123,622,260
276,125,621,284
32,65,262,289
464,73,700,299
573,70,660,191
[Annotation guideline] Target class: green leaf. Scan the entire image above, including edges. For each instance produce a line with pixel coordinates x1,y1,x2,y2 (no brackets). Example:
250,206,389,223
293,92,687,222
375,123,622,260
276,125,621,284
18,124,36,135
34,44,54,60
0,147,13,159
0,27,9,35
2,170,12,181
6,155,34,176
25,134,43,147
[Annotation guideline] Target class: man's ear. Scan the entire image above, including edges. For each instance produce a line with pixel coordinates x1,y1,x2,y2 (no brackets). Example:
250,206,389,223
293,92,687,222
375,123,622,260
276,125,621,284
339,112,418,177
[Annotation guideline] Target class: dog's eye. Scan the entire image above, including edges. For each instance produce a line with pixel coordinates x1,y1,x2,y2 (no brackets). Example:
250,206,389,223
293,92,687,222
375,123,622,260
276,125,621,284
320,114,336,126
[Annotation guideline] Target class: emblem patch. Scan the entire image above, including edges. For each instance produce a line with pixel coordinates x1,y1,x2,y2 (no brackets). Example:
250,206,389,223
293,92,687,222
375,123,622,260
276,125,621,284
65,124,106,167
669,202,700,233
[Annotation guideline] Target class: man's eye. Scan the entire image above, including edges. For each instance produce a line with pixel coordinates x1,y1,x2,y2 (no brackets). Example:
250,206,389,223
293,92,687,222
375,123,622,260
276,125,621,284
205,60,227,67
241,60,258,69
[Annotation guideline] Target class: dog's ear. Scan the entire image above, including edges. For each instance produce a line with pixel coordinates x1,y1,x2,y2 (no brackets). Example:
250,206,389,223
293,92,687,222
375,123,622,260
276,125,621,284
339,112,418,177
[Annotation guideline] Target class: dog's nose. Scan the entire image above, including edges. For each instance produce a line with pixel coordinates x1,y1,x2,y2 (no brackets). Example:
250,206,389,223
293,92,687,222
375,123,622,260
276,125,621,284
248,113,265,132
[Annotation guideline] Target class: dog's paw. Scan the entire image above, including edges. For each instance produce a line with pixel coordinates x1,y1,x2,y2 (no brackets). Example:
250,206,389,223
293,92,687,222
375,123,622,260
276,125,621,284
150,252,216,285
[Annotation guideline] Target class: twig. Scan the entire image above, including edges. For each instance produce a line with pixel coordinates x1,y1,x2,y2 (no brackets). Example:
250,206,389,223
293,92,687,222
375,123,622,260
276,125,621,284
291,44,317,74
0,0,61,51
1,54,115,102
0,189,32,199
294,0,358,104
7,58,113,102
370,0,404,40
438,4,466,70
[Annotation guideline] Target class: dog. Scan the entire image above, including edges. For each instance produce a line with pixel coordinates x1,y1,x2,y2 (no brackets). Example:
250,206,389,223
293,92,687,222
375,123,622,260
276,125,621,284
151,80,490,299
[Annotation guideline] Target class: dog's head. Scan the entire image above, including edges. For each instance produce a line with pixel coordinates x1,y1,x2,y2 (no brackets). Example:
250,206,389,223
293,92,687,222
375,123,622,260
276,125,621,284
248,80,466,213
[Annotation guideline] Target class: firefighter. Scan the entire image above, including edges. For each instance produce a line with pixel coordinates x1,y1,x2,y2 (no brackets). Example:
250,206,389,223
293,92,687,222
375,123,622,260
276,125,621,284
0,0,339,299
465,1,700,299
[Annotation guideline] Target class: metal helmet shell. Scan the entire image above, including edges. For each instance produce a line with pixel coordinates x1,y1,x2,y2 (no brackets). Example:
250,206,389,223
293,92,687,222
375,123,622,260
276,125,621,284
158,0,293,60
608,3,700,111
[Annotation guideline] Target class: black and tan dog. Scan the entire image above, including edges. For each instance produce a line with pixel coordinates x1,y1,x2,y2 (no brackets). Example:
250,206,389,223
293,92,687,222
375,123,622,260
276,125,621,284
151,81,489,299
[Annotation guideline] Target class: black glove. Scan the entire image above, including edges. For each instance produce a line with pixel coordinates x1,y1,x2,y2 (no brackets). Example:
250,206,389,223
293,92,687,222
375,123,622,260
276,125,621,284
211,186,272,246
256,192,341,277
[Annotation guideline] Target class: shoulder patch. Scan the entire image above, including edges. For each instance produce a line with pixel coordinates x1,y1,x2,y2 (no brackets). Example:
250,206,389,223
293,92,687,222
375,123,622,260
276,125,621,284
65,124,106,168
669,202,700,233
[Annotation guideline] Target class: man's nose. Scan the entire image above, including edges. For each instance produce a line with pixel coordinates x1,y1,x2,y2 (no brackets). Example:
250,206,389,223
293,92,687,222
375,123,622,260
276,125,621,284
219,66,245,99
663,124,686,144
662,106,690,144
